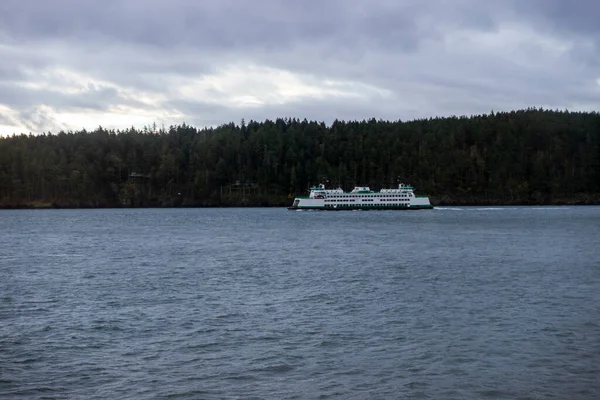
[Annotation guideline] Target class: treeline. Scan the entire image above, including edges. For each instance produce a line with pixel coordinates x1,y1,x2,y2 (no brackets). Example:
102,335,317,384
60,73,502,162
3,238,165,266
0,108,599,208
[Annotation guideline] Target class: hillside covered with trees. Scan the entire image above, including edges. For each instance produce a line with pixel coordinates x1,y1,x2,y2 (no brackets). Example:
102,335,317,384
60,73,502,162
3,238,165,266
0,108,599,208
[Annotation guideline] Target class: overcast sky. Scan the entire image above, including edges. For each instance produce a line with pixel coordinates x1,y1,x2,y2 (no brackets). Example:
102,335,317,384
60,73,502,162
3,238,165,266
0,0,598,135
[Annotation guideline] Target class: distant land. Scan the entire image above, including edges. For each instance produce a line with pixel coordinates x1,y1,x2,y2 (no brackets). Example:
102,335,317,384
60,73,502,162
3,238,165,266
1,108,599,209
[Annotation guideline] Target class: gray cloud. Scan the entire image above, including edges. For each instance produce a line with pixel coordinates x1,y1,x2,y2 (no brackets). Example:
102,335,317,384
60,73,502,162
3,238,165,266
0,0,598,134
0,105,69,134
515,0,600,37
0,82,131,111
18,107,69,134
1,1,417,49
0,109,21,132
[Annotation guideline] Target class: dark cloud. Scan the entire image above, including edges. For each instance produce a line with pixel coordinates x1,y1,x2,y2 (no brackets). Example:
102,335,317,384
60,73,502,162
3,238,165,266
1,1,596,52
0,0,598,134
512,0,600,68
0,104,69,134
515,0,600,37
18,106,69,133
0,0,474,52
0,81,150,112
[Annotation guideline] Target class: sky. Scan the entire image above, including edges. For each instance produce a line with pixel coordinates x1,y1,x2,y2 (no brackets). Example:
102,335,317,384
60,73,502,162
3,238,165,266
0,0,599,135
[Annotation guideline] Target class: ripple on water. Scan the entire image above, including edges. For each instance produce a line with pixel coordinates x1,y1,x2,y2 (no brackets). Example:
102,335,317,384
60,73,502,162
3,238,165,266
1,207,600,399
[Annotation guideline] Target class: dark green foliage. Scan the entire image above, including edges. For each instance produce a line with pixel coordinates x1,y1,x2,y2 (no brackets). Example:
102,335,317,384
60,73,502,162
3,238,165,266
0,108,599,207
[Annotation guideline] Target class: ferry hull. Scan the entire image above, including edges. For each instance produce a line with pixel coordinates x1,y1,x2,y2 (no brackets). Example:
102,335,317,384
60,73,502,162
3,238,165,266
287,204,434,211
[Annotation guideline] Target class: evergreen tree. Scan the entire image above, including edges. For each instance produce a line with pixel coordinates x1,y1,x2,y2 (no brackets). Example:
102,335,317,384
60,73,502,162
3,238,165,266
0,109,598,207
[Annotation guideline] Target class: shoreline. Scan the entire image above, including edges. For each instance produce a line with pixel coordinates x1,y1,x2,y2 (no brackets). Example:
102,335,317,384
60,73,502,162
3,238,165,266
2,200,599,210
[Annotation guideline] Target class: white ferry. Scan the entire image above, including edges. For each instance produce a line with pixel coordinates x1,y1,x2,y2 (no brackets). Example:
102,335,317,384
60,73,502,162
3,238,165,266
288,183,433,210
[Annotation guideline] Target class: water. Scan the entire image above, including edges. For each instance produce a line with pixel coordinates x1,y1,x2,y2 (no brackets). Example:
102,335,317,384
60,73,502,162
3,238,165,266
1,206,599,399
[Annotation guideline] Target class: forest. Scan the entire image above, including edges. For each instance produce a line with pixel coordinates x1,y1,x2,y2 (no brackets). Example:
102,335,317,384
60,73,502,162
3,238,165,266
0,108,599,208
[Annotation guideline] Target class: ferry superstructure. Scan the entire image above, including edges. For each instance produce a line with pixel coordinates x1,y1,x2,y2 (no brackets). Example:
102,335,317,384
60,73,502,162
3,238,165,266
288,183,433,210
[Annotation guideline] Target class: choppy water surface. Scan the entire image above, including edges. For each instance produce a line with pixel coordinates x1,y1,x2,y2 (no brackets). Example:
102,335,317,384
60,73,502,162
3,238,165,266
1,206,599,399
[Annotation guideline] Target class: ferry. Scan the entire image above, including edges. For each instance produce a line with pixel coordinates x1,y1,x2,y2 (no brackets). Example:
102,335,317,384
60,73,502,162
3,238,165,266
288,183,433,210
